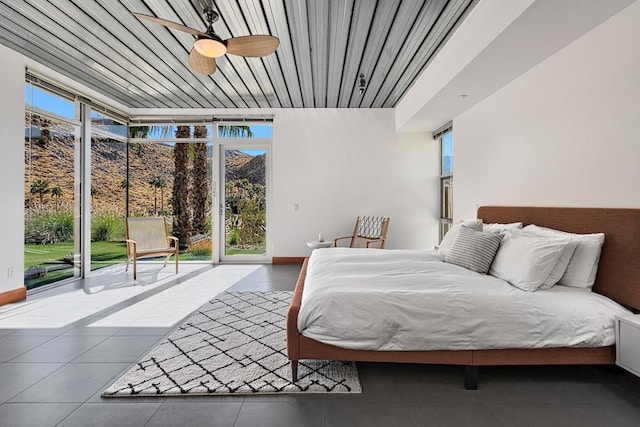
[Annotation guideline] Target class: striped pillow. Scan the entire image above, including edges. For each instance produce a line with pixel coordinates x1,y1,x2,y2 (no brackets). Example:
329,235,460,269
445,226,503,274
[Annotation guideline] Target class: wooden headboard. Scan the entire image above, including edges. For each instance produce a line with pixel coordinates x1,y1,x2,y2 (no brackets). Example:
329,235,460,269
477,206,640,311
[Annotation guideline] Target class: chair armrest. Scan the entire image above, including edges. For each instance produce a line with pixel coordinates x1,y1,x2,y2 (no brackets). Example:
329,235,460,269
167,236,178,247
365,238,384,248
332,236,352,247
125,239,136,254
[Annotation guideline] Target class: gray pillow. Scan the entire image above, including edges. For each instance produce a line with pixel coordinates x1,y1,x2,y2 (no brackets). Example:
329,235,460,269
445,226,503,274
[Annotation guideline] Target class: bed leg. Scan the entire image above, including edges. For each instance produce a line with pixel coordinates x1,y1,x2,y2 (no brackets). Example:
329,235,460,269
464,366,478,390
291,360,298,383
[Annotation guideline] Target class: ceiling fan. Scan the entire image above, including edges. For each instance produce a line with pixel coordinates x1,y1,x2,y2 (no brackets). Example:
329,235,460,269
133,7,279,75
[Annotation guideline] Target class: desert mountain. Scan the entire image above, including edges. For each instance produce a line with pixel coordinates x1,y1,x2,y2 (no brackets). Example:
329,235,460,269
25,121,265,216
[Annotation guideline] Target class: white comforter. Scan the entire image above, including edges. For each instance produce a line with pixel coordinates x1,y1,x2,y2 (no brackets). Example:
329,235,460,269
298,248,631,351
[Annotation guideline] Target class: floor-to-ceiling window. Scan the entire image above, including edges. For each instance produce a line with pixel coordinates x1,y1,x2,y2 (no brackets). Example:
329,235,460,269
24,74,131,291
127,119,273,264
24,80,81,290
436,123,453,241
127,123,214,262
24,75,272,289
90,111,128,270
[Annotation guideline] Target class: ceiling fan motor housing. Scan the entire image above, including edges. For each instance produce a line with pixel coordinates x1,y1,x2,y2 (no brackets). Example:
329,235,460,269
194,8,226,58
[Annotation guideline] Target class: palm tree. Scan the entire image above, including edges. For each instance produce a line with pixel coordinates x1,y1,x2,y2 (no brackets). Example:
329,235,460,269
173,126,191,247
50,186,63,199
149,176,167,215
192,126,209,234
50,185,63,208
218,125,253,138
30,179,50,204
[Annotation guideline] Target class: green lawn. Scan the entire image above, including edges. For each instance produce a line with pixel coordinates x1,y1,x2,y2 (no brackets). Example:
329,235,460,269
91,241,128,265
25,240,213,271
24,241,265,271
24,240,267,290
225,248,266,255
25,240,216,290
25,241,129,270
25,242,77,268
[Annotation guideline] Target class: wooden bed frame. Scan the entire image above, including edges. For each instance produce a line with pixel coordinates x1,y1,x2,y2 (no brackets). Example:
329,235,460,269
286,206,640,389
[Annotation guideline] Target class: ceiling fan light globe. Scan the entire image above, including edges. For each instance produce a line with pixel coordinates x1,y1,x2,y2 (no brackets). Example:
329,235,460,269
194,37,227,58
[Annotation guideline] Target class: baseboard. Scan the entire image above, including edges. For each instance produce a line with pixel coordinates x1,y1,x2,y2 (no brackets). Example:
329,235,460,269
0,287,26,306
272,257,305,265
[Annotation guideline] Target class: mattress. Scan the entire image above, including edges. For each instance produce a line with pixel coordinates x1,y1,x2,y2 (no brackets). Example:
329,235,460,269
297,248,631,351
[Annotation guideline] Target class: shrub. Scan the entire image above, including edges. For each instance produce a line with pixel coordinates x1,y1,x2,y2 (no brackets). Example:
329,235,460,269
25,205,74,244
228,227,241,246
189,239,211,257
91,210,126,241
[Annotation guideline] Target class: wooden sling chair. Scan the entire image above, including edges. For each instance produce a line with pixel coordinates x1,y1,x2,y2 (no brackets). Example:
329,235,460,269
125,217,179,280
333,216,390,249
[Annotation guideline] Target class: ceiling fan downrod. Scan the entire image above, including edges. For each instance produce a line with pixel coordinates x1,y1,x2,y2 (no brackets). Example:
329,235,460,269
203,8,220,35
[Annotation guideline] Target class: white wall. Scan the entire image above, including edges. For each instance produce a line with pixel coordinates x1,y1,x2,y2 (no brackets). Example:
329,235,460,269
453,1,640,220
271,109,439,256
0,44,26,294
395,0,534,132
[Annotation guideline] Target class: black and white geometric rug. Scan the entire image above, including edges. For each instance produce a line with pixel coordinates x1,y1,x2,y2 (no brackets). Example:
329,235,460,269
102,291,361,396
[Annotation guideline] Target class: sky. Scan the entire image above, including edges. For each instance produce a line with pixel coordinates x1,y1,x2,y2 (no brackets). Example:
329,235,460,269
26,84,273,152
442,132,453,174
25,84,76,119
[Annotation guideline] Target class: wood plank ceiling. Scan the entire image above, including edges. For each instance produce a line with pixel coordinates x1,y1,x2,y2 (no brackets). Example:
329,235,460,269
0,0,477,109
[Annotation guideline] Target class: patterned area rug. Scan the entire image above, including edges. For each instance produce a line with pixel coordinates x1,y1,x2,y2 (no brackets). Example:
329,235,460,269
102,291,361,396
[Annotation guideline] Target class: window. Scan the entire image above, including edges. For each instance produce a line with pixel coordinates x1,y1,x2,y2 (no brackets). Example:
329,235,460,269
24,82,82,290
90,111,128,271
128,122,214,262
435,123,453,242
217,123,272,138
24,73,130,291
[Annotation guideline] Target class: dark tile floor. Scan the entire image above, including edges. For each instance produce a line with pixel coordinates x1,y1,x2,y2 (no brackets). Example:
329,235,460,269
1,264,640,426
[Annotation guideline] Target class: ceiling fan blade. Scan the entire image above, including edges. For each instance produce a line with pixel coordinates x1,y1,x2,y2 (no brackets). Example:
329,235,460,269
133,13,208,37
189,48,217,75
225,35,280,57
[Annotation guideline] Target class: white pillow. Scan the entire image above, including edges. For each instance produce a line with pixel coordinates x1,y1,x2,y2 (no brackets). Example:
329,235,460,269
522,225,605,290
482,222,523,234
522,226,578,288
438,220,483,258
489,231,570,292
539,240,578,288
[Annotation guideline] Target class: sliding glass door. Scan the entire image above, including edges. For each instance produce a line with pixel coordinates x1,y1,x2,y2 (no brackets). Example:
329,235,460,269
220,145,269,262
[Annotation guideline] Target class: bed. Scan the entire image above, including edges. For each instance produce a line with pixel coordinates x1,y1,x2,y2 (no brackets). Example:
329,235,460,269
286,206,640,389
